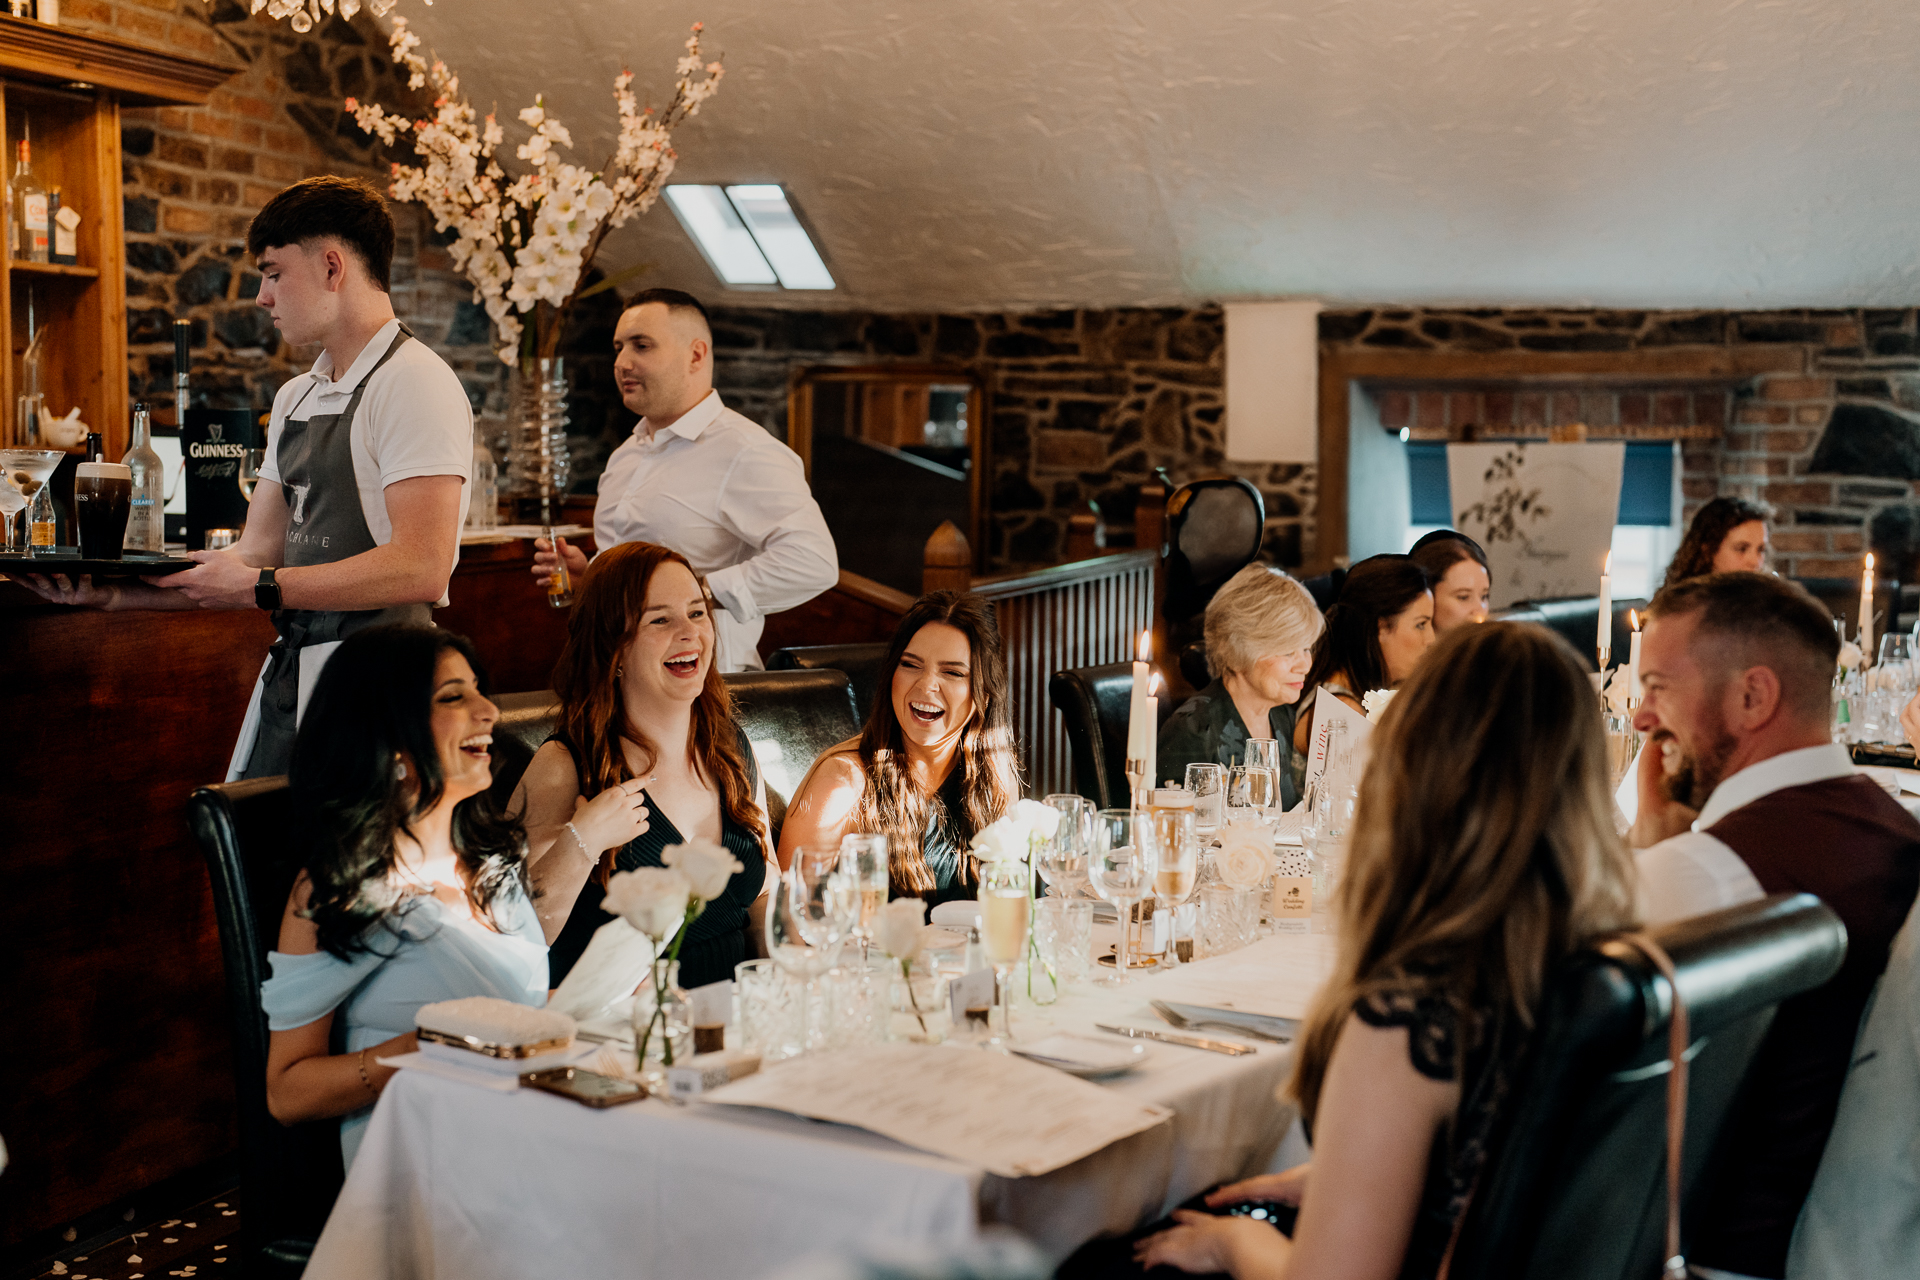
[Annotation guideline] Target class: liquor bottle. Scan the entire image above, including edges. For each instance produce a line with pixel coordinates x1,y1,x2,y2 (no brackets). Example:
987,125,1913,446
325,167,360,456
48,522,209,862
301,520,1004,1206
28,482,55,547
123,402,164,553
12,119,47,263
173,320,191,430
85,431,103,462
545,519,574,608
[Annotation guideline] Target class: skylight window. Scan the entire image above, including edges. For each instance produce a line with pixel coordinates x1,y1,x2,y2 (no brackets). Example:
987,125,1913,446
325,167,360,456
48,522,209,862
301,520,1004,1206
664,184,834,291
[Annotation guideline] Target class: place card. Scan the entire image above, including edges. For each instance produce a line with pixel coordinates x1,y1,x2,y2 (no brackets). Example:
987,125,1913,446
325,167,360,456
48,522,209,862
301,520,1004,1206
704,1043,1173,1178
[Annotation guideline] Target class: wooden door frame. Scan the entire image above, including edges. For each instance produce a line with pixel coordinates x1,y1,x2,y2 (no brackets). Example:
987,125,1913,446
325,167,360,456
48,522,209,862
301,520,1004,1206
1310,344,1805,573
788,363,989,569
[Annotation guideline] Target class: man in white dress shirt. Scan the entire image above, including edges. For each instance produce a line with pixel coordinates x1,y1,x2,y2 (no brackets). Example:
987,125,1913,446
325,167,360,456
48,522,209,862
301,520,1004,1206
534,288,836,671
1628,571,1920,1280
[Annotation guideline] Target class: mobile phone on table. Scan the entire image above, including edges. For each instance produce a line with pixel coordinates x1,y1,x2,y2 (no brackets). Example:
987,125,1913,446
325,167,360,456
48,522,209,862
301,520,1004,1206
520,1066,648,1108
1222,1200,1297,1236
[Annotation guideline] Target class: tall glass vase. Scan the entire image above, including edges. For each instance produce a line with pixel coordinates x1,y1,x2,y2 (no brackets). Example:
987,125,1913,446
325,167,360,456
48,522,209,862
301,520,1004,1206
503,356,571,519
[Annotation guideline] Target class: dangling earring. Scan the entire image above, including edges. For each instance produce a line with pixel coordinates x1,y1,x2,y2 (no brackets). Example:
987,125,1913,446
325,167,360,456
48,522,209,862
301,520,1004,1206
395,757,407,780
614,665,623,680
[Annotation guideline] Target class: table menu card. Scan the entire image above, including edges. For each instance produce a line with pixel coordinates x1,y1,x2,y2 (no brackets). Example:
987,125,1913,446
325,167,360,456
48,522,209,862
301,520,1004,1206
704,1043,1172,1178
1146,933,1339,1021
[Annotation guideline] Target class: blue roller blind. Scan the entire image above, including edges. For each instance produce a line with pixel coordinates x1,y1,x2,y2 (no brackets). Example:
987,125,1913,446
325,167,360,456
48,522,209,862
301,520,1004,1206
1407,442,1674,528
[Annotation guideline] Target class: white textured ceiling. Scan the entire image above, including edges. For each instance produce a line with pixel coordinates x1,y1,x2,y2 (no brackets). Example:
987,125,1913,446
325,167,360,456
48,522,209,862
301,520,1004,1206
394,0,1920,312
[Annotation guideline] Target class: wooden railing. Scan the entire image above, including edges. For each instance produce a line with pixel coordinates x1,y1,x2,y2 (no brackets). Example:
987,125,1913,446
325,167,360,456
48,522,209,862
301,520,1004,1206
970,548,1158,795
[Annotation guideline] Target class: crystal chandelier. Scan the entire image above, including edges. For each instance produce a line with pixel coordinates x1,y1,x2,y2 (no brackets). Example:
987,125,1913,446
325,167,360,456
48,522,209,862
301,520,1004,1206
249,0,409,33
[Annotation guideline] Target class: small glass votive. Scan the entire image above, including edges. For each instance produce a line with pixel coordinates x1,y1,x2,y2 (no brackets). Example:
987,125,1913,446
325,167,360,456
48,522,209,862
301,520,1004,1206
734,958,801,1062
1033,897,1095,989
1197,885,1262,958
203,528,239,550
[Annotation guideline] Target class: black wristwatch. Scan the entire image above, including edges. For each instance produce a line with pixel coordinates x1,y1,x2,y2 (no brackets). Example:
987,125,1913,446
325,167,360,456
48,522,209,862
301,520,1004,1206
255,567,282,612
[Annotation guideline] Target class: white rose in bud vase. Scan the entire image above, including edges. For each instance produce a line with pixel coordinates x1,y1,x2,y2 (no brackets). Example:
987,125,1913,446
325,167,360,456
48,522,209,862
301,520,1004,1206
1011,798,1063,841
1600,667,1632,716
1838,641,1864,672
970,815,1032,865
662,839,745,902
603,866,691,941
874,898,929,960
1362,689,1397,724
1217,821,1272,890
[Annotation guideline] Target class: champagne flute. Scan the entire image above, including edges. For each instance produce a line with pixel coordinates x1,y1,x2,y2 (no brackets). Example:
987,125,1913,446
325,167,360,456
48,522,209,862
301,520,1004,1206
838,832,889,955
1038,793,1092,898
978,860,1030,1046
1151,805,1198,965
1089,809,1158,983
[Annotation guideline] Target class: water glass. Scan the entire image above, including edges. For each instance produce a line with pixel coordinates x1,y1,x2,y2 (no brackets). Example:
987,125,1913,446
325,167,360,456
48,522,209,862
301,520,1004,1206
822,958,889,1049
1033,898,1094,987
1186,763,1224,833
1244,739,1282,815
1089,808,1159,982
1303,783,1358,923
1226,765,1276,825
1197,885,1262,958
735,958,801,1061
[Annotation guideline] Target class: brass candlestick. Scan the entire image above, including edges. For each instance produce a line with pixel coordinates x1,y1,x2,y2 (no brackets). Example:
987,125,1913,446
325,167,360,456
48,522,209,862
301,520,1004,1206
1125,756,1147,812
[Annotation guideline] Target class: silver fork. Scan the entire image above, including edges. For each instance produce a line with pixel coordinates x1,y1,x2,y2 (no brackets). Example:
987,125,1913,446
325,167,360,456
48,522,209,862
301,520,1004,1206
1151,1000,1291,1043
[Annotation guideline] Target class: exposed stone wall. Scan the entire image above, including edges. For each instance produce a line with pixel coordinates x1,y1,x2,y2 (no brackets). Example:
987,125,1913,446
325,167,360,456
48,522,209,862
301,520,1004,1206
1317,307,1920,583
69,1,506,424
693,305,1306,572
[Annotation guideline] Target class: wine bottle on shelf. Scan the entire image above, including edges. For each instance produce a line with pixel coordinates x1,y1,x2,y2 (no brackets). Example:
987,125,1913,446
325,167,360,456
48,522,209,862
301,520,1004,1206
123,402,164,553
173,319,192,431
86,432,103,462
12,117,48,263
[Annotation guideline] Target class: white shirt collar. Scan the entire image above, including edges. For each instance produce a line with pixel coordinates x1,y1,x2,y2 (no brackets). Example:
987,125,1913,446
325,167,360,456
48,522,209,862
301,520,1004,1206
637,389,724,444
308,318,404,396
1693,742,1856,830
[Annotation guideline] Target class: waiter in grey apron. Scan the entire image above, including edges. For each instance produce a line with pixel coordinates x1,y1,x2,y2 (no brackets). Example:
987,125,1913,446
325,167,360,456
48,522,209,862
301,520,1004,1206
230,324,430,779
14,177,474,780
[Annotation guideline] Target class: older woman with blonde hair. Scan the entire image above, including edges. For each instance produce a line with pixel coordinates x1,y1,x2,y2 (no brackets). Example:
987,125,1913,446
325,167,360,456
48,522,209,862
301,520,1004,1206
1137,622,1637,1279
1158,564,1323,809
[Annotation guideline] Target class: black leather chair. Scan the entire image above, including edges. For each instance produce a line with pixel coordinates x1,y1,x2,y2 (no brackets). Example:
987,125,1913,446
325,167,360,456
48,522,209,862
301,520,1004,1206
1051,662,1174,809
188,777,342,1280
1448,893,1847,1279
725,668,860,841
490,689,562,804
1162,477,1265,647
1494,595,1649,670
767,642,890,728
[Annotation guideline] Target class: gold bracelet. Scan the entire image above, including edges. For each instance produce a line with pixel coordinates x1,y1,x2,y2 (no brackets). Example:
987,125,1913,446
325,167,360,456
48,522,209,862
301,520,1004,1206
357,1047,375,1095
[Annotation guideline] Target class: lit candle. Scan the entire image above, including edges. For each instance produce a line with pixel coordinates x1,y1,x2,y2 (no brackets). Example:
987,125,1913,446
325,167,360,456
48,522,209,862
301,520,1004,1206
1597,552,1613,661
1627,609,1643,700
1125,629,1154,804
1861,553,1875,659
1146,672,1162,791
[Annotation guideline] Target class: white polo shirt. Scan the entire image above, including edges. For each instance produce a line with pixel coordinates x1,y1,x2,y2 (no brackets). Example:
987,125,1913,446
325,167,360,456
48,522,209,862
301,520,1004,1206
1636,743,1856,925
594,390,837,671
257,318,473,603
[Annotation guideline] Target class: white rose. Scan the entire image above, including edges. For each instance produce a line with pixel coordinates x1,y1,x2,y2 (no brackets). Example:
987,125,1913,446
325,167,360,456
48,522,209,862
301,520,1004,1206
1362,688,1397,724
1838,641,1864,672
602,866,690,941
1216,822,1272,890
662,839,744,902
1011,798,1062,841
971,815,1031,864
874,898,929,960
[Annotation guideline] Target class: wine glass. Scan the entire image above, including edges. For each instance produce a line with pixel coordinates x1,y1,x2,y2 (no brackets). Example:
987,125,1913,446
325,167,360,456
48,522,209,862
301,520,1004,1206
1038,793,1092,898
1089,809,1158,983
838,832,890,956
237,448,266,502
1151,805,1198,965
1185,763,1224,835
766,864,853,1052
977,860,1030,1046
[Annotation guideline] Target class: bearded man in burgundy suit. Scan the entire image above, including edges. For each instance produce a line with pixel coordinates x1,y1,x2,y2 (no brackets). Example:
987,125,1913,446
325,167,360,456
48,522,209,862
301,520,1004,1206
1629,571,1920,1280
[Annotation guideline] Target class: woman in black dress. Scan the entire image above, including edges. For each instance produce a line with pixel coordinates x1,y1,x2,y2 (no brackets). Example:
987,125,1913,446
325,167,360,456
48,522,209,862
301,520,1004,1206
513,541,773,989
1138,622,1637,1279
778,590,1019,906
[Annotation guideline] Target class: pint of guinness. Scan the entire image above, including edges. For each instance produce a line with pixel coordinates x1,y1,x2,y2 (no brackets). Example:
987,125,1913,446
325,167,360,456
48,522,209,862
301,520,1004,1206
74,460,131,560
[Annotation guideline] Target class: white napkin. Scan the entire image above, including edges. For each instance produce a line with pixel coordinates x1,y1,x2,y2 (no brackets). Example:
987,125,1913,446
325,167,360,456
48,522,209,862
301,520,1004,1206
547,917,668,1023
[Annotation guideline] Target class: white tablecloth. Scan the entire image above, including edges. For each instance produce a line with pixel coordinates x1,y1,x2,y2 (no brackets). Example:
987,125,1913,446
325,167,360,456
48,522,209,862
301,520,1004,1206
305,932,1336,1279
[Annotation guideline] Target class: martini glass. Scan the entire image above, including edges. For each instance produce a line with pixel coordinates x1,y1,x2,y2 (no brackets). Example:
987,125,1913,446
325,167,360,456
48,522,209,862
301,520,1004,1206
0,471,26,551
0,449,64,556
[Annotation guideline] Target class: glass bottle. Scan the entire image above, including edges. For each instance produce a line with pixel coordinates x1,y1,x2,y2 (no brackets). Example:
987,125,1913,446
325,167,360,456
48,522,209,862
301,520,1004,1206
12,119,48,263
28,482,55,547
123,402,164,553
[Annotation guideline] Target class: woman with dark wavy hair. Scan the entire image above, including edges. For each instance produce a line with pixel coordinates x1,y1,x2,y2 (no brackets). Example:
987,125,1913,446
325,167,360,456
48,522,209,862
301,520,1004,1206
261,625,546,1169
779,590,1019,904
1291,555,1434,760
1662,495,1772,589
513,541,772,989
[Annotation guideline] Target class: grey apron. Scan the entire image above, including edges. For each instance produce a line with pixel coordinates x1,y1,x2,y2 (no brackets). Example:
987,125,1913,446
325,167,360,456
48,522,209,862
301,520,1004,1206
239,325,431,779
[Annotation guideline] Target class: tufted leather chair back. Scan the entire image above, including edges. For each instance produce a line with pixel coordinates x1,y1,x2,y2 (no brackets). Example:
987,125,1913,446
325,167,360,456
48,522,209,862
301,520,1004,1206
767,642,891,728
1048,662,1143,809
1163,478,1266,642
187,778,341,1278
1491,596,1649,670
1447,893,1846,1279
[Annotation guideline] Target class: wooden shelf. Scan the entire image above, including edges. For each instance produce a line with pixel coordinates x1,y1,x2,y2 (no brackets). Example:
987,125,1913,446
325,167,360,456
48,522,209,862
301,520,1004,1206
7,259,99,280
0,15,238,107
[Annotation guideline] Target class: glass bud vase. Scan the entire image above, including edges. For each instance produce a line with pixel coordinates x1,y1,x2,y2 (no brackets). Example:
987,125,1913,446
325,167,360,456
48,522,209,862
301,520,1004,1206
632,961,693,1081
502,356,570,516
888,961,946,1044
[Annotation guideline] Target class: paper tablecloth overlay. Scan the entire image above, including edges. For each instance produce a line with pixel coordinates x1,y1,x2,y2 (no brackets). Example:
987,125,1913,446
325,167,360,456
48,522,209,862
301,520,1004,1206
705,1042,1173,1178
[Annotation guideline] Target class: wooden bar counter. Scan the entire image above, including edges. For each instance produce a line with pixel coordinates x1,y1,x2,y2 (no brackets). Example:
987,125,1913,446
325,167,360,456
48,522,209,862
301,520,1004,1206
0,535,582,1249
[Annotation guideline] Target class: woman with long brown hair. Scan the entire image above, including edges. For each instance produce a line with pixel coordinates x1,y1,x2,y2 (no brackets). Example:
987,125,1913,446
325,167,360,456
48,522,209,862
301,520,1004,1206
1138,622,1637,1279
1661,495,1772,590
778,590,1019,903
512,541,773,989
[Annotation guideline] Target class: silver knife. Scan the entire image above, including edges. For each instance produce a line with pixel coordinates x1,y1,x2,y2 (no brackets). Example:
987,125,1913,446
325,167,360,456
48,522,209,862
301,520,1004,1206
1095,1023,1256,1056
